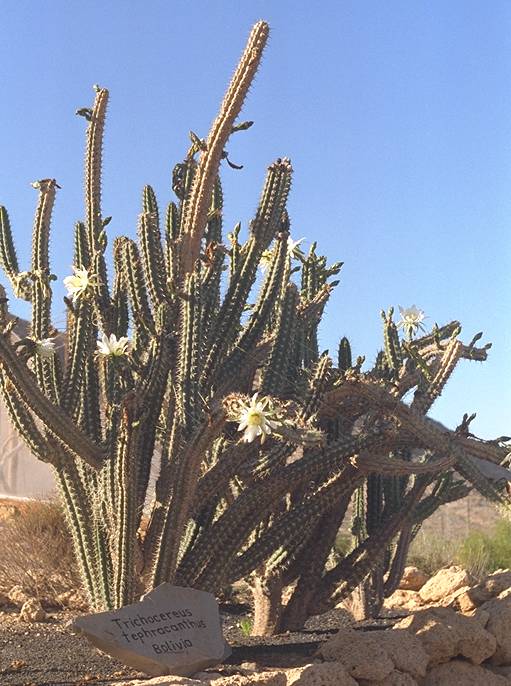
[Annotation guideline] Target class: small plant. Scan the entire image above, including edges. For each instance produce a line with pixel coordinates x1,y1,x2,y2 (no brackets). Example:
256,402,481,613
457,520,511,578
238,617,253,637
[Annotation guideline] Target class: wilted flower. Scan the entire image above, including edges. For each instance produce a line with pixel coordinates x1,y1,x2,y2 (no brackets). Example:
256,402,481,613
236,393,279,444
397,305,426,339
63,266,96,303
97,333,130,357
35,338,56,359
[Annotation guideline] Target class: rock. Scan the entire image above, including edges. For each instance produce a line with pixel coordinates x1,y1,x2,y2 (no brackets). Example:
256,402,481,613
419,566,472,604
394,606,496,665
379,629,429,679
286,662,358,685
358,671,418,686
56,589,87,610
454,585,491,613
484,570,511,597
422,659,509,685
107,678,204,686
72,583,230,677
398,566,429,592
319,627,394,681
7,585,30,607
477,594,511,665
384,590,423,612
0,590,10,606
19,598,46,622
490,664,511,678
131,668,357,686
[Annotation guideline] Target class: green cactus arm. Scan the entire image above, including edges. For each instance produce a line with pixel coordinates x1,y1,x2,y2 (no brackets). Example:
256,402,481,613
180,21,269,274
299,354,333,420
281,498,351,630
383,524,413,596
30,178,58,274
178,430,388,588
138,201,167,308
118,237,155,335
321,477,429,608
0,331,104,467
260,283,299,396
60,300,94,418
200,242,225,342
381,307,403,380
176,271,203,435
338,336,352,373
52,463,99,607
27,180,59,396
83,86,108,253
410,337,463,414
222,230,289,378
149,401,227,586
201,159,293,386
74,221,91,269
205,177,223,245
221,467,360,587
351,450,455,476
113,401,139,607
0,206,22,290
0,373,50,461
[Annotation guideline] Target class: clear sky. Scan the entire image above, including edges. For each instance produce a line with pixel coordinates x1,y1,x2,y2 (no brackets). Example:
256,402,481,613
0,1,509,439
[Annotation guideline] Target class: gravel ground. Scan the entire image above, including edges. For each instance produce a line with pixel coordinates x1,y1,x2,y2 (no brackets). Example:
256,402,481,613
0,604,385,686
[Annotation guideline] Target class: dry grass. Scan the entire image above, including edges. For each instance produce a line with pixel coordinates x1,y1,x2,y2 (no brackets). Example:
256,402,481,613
0,498,80,602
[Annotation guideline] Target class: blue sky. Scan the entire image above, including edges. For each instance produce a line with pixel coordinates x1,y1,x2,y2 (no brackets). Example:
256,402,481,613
0,1,509,438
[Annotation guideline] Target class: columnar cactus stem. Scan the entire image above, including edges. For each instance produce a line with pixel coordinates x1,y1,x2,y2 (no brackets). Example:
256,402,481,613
0,21,506,632
180,21,269,274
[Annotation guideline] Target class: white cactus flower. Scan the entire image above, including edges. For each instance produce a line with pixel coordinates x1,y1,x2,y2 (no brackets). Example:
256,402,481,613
397,305,426,339
35,338,56,359
287,236,305,259
63,266,96,303
259,249,273,275
97,333,130,357
237,393,279,444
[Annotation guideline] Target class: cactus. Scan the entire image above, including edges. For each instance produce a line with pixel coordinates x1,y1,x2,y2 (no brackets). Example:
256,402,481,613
0,21,508,634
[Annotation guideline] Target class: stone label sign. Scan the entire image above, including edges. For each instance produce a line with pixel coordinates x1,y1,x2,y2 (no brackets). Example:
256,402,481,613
72,583,231,677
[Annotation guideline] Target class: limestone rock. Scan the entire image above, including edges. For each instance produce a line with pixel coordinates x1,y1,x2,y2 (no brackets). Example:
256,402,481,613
394,606,496,665
319,627,394,681
204,674,286,686
56,589,87,610
422,659,509,685
398,566,429,592
384,590,423,612
108,678,204,686
358,670,418,686
484,570,511,597
19,598,46,622
454,585,491,613
419,566,472,604
477,594,511,665
286,662,358,685
378,629,429,679
7,585,30,607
